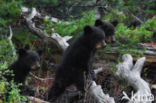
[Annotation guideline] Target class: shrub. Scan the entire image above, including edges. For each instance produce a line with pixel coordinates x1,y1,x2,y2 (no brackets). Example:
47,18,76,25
0,62,27,103
48,11,96,39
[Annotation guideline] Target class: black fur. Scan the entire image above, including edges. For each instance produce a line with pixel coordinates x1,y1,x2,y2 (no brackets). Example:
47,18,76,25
6,45,42,84
48,26,106,102
95,19,118,43
152,31,156,41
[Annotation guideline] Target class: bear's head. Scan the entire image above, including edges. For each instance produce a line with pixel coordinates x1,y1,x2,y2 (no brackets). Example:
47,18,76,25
95,19,118,43
17,45,43,70
83,26,106,49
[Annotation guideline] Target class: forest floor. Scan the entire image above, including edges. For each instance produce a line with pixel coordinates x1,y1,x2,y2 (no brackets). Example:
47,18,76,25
28,56,156,102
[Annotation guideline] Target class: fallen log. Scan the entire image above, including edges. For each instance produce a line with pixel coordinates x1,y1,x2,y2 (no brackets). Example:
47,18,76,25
102,45,156,62
89,54,154,103
116,54,153,103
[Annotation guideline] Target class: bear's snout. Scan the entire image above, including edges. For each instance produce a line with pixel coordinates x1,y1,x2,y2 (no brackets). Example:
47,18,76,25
96,40,107,49
31,61,40,70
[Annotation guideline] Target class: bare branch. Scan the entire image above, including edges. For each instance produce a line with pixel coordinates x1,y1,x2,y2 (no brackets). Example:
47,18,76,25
94,67,103,74
51,29,72,50
21,6,69,24
27,96,50,103
131,14,144,24
8,26,16,55
29,72,54,81
21,7,72,52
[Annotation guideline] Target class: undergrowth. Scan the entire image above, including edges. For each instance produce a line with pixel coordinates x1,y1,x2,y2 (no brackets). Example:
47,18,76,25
0,40,27,103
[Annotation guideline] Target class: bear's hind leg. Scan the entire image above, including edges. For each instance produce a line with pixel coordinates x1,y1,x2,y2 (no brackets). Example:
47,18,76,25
69,73,85,103
48,81,67,102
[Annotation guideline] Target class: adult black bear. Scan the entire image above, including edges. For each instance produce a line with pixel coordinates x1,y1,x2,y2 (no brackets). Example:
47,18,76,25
5,45,42,84
95,19,118,43
48,26,106,102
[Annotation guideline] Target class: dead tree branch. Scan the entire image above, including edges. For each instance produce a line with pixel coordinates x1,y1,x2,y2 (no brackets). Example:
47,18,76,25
89,54,153,103
29,72,54,81
27,96,50,103
87,67,115,103
94,67,103,74
8,26,16,55
21,7,72,52
89,81,115,103
116,54,153,103
131,13,144,24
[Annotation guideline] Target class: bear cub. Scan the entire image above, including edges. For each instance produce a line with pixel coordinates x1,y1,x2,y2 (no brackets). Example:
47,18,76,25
48,26,106,102
6,45,42,84
95,19,118,43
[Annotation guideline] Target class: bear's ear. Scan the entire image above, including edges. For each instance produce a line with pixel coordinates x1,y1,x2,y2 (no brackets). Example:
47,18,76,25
36,48,44,56
24,44,30,50
17,49,26,56
84,26,92,34
111,20,118,27
95,19,103,26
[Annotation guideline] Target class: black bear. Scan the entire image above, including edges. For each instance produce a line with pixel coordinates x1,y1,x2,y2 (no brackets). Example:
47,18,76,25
128,19,142,28
6,45,42,84
152,31,156,42
48,26,106,102
95,19,118,43
1,45,43,100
